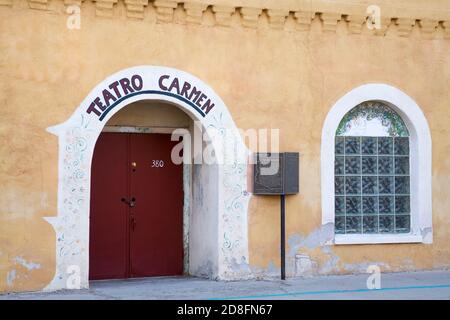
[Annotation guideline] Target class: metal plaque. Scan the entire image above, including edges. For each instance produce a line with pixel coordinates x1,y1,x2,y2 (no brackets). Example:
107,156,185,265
253,152,299,195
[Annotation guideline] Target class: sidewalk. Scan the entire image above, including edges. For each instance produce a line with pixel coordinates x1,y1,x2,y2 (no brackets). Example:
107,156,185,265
1,270,449,300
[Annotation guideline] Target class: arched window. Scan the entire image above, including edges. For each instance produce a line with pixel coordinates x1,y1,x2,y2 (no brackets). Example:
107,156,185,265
334,101,411,234
321,84,432,245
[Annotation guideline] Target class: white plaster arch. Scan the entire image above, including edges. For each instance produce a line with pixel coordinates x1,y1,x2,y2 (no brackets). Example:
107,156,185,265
44,66,251,291
321,83,432,245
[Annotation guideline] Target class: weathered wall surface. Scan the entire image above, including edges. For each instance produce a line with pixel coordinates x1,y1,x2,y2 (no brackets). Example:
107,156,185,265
0,0,449,292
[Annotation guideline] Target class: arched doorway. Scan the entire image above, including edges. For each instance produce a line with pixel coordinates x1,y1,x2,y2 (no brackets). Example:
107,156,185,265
44,66,252,291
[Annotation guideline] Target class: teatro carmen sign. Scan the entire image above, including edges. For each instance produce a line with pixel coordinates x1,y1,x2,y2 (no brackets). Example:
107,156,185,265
86,73,216,121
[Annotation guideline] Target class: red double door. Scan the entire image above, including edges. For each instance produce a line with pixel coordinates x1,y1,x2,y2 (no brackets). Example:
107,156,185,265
89,133,183,280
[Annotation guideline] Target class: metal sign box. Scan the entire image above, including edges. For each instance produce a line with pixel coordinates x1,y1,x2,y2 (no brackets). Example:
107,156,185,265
253,152,299,195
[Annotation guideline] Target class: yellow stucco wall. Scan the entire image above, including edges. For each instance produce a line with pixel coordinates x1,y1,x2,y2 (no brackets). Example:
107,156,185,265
106,101,191,128
0,0,449,292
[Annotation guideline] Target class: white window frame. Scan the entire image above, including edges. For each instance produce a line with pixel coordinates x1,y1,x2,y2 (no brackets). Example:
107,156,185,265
321,84,432,245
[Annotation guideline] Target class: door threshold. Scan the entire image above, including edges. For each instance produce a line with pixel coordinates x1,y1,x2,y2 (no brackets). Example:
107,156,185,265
90,275,188,284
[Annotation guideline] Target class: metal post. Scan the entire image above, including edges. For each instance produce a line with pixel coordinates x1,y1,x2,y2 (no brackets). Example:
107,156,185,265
280,194,286,280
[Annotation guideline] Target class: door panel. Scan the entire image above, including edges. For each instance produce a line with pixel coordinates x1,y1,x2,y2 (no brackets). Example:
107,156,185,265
130,134,184,277
89,133,129,280
89,132,184,280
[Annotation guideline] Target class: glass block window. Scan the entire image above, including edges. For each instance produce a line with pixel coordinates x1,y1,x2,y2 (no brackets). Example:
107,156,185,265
334,102,410,235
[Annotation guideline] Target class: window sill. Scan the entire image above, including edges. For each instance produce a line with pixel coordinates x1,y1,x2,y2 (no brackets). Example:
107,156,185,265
334,234,423,245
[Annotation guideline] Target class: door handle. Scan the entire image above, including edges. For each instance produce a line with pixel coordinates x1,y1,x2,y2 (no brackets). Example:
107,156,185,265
121,197,136,208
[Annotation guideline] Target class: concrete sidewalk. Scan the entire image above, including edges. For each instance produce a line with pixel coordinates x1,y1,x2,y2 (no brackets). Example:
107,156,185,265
1,270,449,300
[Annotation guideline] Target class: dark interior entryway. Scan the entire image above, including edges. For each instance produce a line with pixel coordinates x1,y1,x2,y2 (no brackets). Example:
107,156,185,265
89,132,183,280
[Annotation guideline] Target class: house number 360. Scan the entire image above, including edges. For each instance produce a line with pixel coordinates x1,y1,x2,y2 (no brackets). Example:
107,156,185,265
152,160,164,168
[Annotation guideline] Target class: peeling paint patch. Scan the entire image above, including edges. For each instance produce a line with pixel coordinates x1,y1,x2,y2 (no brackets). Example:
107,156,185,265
318,246,340,274
14,256,41,270
229,256,252,275
287,223,339,276
295,254,317,277
288,223,334,256
6,270,16,287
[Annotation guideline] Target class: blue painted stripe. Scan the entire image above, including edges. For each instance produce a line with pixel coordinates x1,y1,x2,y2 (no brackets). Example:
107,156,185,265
208,284,450,300
98,90,206,121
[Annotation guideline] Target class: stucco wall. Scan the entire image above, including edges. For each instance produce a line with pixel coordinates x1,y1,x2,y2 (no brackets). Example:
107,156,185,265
106,100,191,128
0,0,449,292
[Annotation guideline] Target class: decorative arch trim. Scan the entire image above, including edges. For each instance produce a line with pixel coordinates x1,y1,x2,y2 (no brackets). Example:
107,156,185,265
321,83,432,245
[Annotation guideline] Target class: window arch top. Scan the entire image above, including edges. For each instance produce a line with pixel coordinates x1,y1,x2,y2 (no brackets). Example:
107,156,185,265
336,101,409,137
